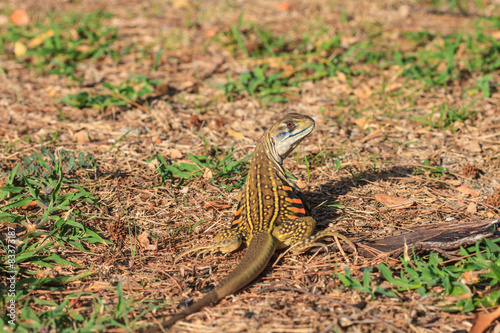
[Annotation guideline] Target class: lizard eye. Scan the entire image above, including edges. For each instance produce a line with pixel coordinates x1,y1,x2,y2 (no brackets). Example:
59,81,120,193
285,122,294,128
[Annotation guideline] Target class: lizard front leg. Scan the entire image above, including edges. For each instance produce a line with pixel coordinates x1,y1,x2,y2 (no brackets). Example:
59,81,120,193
174,229,244,263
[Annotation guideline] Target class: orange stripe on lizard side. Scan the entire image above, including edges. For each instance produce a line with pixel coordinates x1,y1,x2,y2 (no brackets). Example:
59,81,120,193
289,207,306,214
232,216,242,225
285,198,302,204
234,206,243,216
282,186,293,191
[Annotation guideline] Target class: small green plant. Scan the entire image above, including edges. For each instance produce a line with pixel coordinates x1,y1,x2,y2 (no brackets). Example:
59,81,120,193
337,267,397,299
1,283,164,332
410,102,478,133
61,74,161,110
413,159,449,178
152,149,251,191
475,74,494,98
337,238,500,312
222,66,297,102
395,28,500,87
0,148,110,333
0,10,120,76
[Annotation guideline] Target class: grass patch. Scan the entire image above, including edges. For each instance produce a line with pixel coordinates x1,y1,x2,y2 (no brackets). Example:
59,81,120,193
152,148,251,191
0,148,111,330
218,17,500,102
409,102,479,132
61,74,161,111
0,10,120,77
337,238,500,312
0,282,163,332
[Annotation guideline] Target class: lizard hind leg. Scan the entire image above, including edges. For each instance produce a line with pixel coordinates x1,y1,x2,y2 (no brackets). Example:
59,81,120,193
292,227,358,262
272,216,357,261
174,229,243,263
272,216,317,249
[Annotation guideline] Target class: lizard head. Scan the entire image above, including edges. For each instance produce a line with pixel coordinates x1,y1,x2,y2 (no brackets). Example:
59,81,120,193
267,113,315,162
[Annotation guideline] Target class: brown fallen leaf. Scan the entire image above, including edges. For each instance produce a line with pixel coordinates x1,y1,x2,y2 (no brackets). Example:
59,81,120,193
204,201,231,211
36,269,55,279
74,131,90,143
466,202,477,214
456,185,479,198
227,128,243,139
295,180,308,190
21,200,38,210
353,116,370,130
10,9,29,26
28,30,54,48
86,281,111,291
375,194,414,209
14,41,27,57
277,1,295,10
361,129,383,143
166,148,183,159
463,141,482,153
447,180,462,186
189,115,202,129
203,168,213,180
459,269,488,285
137,231,150,248
470,306,500,333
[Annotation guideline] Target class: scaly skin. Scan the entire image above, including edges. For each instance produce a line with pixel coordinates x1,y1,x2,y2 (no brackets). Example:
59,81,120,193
155,113,356,330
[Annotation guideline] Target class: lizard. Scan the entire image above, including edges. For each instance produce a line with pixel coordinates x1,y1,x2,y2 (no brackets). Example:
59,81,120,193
159,113,356,329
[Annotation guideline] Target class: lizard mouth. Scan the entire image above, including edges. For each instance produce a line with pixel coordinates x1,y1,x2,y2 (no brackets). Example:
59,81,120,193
289,124,314,139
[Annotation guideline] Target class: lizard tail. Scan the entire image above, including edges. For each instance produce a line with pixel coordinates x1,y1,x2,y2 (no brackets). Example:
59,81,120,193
162,232,277,329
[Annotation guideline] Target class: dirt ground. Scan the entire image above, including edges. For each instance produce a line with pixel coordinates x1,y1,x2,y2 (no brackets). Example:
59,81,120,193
1,0,500,332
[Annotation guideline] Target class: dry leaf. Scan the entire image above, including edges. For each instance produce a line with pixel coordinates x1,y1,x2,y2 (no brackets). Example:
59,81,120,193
74,131,90,143
86,281,111,291
36,269,55,279
277,2,295,10
203,168,213,180
14,41,27,57
166,148,183,159
460,270,485,285
172,0,191,9
204,27,219,38
10,9,29,26
137,231,150,248
447,180,462,186
204,201,231,211
456,185,479,197
227,128,243,139
28,30,54,48
375,194,414,209
354,116,369,130
491,31,500,40
189,115,201,129
466,202,477,214
336,71,347,83
470,306,500,333
463,141,482,153
361,129,383,143
21,200,38,210
295,180,308,190
46,88,57,98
